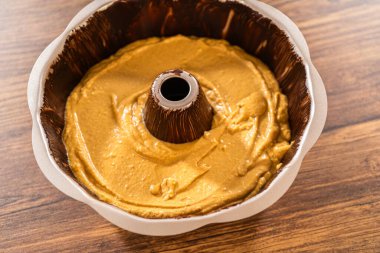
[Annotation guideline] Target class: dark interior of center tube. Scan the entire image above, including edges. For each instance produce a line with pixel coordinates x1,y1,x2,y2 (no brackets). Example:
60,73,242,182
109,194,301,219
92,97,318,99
160,77,190,101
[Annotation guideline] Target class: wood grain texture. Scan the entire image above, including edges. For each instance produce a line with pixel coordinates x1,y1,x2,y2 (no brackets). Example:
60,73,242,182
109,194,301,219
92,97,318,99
0,0,379,252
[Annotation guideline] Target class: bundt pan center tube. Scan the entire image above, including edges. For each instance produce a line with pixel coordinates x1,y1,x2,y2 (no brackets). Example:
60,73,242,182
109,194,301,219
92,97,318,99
28,0,327,235
144,69,213,144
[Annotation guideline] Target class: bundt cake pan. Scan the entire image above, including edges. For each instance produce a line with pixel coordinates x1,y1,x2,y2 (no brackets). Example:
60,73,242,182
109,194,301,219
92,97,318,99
28,0,327,235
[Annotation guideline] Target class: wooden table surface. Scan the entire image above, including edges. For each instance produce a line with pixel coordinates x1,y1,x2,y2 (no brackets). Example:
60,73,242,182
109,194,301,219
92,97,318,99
1,0,379,252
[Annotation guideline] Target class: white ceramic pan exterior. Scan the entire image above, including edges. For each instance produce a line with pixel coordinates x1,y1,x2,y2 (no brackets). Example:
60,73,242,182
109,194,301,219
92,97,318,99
28,0,327,236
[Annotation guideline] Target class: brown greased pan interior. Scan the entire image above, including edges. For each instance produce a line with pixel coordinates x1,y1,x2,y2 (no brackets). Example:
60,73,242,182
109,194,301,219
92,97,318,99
41,0,310,196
